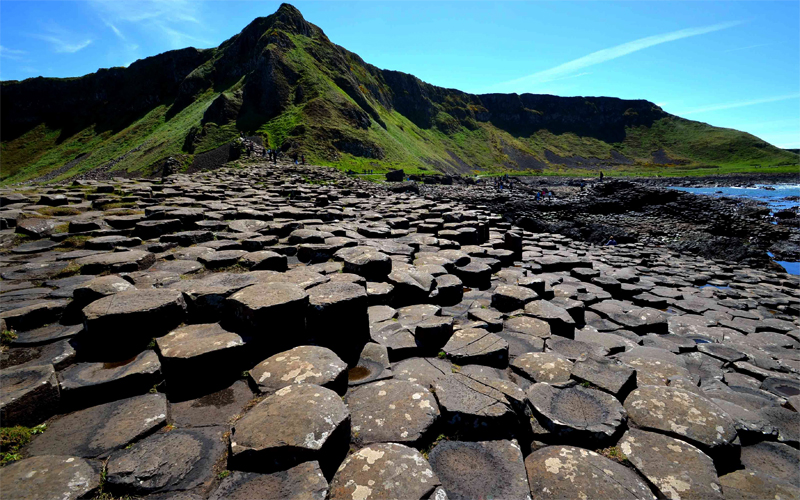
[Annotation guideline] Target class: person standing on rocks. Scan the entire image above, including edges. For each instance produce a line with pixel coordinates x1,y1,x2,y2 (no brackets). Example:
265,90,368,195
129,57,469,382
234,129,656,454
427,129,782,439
605,235,617,246
600,171,605,181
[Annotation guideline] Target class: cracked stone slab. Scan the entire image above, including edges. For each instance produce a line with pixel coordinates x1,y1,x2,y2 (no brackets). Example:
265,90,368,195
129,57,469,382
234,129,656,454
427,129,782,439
329,443,440,500
619,428,723,500
442,328,508,367
26,393,167,458
433,372,528,439
428,439,531,500
107,426,227,495
347,379,439,445
0,455,102,500
623,385,737,452
524,446,656,500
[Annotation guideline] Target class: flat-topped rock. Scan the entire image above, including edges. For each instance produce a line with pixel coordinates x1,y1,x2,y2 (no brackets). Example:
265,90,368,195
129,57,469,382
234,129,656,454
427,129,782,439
26,393,167,458
224,282,308,338
570,356,635,396
524,300,576,337
82,289,186,357
0,363,59,426
492,284,538,312
75,250,155,274
230,384,349,475
157,323,245,395
443,328,508,367
107,426,227,495
58,350,161,408
528,383,626,443
624,385,738,452
525,446,656,500
346,379,439,445
428,439,530,500
249,345,347,395
306,281,369,366
718,469,800,500
740,441,800,487
209,461,329,500
620,428,723,500
329,443,440,500
0,455,102,500
511,351,573,385
433,372,528,439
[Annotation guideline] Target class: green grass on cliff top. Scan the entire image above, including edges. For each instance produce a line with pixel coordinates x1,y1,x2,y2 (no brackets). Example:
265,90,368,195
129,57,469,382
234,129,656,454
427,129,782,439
1,27,796,185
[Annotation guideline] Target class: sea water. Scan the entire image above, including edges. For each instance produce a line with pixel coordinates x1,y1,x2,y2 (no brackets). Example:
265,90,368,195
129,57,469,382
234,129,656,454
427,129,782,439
668,184,800,211
668,184,800,275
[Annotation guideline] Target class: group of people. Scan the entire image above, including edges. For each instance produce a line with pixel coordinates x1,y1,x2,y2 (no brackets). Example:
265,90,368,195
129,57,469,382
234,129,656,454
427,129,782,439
262,149,305,165
534,189,554,202
494,174,515,192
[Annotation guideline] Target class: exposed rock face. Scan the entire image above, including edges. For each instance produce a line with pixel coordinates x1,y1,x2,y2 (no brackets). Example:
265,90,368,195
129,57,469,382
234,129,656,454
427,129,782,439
0,455,102,500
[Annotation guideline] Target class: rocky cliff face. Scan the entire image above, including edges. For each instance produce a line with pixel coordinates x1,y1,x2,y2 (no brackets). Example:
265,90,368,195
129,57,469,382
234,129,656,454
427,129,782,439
1,3,796,182
1,48,213,141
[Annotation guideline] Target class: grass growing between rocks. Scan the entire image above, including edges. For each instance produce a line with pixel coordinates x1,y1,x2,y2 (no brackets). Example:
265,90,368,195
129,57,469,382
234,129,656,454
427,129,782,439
52,262,83,279
597,445,631,466
36,206,82,216
55,235,91,250
0,424,46,465
1,329,17,347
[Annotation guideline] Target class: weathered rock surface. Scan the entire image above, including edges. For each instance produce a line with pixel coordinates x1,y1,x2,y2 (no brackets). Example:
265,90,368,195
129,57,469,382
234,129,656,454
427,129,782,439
230,384,349,474
329,443,440,500
249,345,348,395
0,455,102,500
346,379,439,445
428,439,530,500
524,446,656,500
619,428,724,500
209,461,329,500
107,426,227,494
624,385,738,452
26,393,168,458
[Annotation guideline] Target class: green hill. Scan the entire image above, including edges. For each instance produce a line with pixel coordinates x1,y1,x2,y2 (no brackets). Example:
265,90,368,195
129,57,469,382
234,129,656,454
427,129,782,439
2,4,797,184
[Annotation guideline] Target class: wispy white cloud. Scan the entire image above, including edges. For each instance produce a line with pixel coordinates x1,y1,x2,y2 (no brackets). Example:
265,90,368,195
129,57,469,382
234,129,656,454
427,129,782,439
105,21,126,40
680,94,800,115
32,33,93,53
0,45,27,60
89,0,207,48
496,21,741,90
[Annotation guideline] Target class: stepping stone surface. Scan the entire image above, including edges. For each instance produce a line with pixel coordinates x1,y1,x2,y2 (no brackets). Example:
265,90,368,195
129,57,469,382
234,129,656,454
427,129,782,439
107,426,227,494
249,345,347,394
230,383,349,473
209,461,329,500
524,446,656,500
0,455,102,500
329,443,440,500
624,385,737,451
527,383,626,442
26,393,168,458
619,428,724,500
346,379,439,444
428,439,530,500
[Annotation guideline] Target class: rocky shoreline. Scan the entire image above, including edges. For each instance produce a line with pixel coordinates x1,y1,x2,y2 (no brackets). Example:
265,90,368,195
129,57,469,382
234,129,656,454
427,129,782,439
0,161,798,500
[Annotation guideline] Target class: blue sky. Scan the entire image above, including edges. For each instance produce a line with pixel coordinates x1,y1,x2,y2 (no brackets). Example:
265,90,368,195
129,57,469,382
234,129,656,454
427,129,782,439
1,1,798,148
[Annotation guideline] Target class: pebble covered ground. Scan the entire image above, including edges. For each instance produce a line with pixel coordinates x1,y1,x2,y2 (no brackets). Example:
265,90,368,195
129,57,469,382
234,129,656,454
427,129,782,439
0,162,798,500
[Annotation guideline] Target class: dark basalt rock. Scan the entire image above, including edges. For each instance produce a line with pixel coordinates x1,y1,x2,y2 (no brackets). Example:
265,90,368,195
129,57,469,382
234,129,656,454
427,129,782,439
26,393,168,458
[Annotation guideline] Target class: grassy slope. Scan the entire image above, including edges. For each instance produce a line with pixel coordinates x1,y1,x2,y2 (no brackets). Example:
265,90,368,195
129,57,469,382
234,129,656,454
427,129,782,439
1,26,796,184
